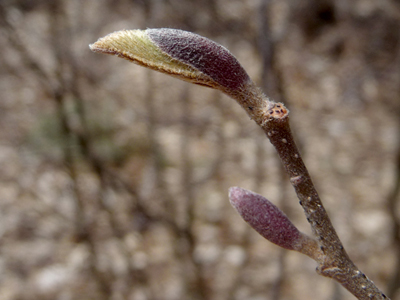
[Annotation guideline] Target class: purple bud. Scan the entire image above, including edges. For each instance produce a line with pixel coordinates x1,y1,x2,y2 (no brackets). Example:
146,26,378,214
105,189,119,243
229,187,302,251
147,28,250,91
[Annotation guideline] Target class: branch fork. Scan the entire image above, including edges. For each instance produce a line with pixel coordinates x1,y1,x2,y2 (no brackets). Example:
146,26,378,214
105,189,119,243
90,28,388,300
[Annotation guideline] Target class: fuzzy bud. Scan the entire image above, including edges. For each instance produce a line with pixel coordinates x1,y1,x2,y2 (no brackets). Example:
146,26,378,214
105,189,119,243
229,187,302,251
90,28,250,91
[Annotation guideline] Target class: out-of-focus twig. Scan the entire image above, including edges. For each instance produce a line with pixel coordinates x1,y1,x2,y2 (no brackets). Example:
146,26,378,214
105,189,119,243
386,116,400,298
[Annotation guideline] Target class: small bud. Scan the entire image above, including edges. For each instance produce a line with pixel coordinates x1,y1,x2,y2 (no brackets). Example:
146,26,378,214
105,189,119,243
229,187,302,251
90,28,250,91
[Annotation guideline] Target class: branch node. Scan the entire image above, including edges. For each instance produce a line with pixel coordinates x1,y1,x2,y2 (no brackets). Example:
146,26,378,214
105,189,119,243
266,102,289,119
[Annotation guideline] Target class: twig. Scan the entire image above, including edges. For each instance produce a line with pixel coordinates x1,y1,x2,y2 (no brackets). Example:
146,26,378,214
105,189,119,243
89,28,389,300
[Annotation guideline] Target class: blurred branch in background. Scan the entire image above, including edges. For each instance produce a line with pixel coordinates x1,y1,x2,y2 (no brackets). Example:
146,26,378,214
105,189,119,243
257,1,288,299
386,23,400,300
0,0,400,299
387,107,400,299
387,140,400,299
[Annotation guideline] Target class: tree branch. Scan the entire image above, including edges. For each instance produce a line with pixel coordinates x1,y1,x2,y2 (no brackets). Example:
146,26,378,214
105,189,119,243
90,28,389,300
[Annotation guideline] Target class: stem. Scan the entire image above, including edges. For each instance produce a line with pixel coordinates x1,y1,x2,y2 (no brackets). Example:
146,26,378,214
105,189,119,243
227,82,389,300
89,27,390,300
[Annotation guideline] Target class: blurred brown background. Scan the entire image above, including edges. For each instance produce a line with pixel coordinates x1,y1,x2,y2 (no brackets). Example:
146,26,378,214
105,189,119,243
0,0,399,299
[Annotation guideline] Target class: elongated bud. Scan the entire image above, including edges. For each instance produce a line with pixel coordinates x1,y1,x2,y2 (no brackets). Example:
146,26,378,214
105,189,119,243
90,28,288,127
90,28,250,92
229,187,302,251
